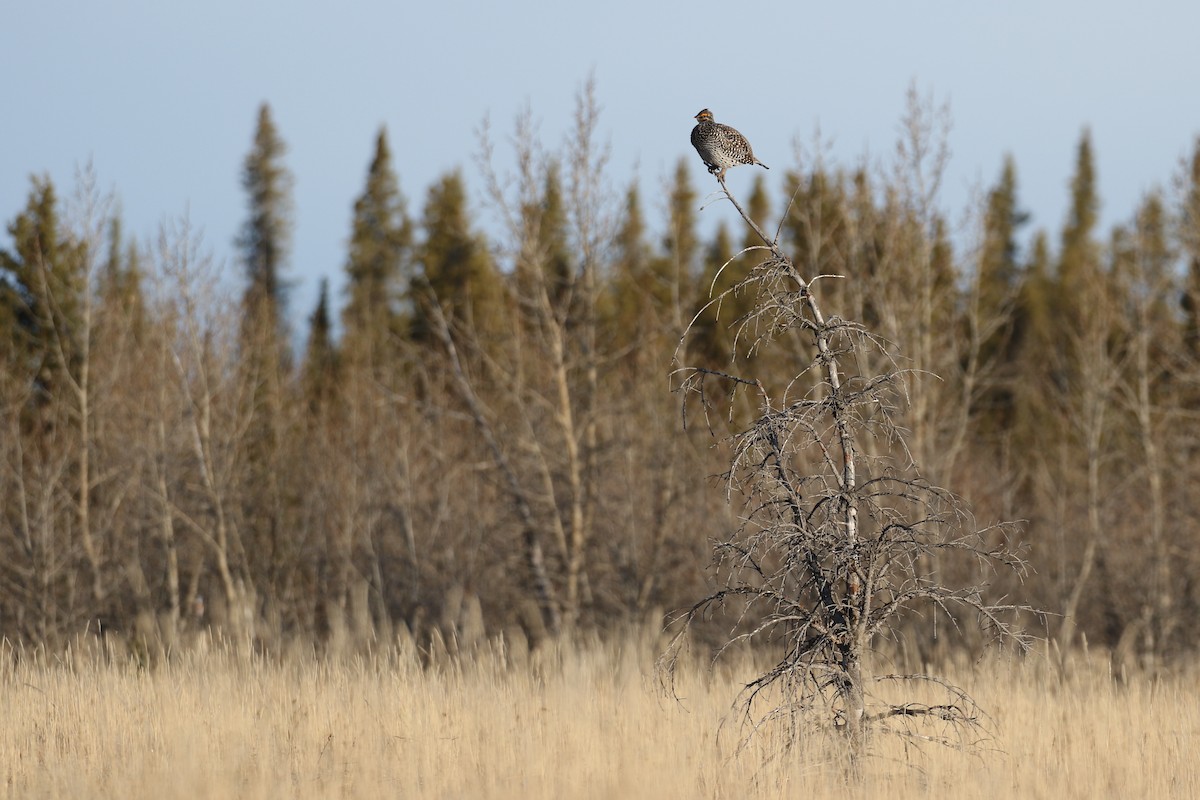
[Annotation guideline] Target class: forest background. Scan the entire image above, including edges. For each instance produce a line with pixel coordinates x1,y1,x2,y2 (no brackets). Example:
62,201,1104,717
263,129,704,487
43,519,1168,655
4,85,1200,670
3,3,1200,670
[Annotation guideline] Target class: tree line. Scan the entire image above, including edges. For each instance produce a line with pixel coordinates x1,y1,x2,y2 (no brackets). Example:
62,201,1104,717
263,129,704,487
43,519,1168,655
2,86,1199,667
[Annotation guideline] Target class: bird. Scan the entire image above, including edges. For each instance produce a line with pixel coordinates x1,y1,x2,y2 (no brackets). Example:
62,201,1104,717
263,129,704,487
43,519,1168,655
690,109,769,181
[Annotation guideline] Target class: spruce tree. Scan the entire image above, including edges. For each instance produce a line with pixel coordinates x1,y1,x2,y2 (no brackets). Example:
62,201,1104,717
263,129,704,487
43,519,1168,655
604,182,650,347
742,173,771,255
524,160,573,313
966,158,1028,436
691,222,736,366
1058,129,1100,329
302,277,339,413
784,167,852,317
233,102,296,606
613,183,649,279
648,158,698,337
1180,138,1200,355
411,171,499,343
97,214,146,343
979,155,1029,317
696,171,773,366
1122,191,1179,659
0,175,83,397
342,127,412,367
1017,230,1054,357
1005,228,1058,500
237,102,294,349
1123,193,1172,316
663,158,698,280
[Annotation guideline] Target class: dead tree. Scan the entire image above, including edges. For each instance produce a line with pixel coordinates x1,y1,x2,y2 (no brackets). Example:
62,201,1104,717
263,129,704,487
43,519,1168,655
663,171,1033,760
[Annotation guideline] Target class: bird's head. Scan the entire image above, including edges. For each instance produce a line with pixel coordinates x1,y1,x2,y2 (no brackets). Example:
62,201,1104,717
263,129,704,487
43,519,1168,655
694,109,714,124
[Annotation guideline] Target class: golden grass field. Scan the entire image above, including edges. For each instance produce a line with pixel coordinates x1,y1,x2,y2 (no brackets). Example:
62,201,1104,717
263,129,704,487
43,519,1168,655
1,631,1197,799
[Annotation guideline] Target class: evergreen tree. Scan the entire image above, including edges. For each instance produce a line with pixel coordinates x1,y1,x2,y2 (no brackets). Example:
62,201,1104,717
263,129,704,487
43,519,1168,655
516,160,574,316
1120,191,1178,659
1124,193,1173,318
691,222,736,365
97,214,146,342
1057,129,1101,329
411,171,499,343
604,182,652,351
929,214,956,306
1061,131,1099,260
663,158,698,279
342,127,412,366
968,160,1030,435
237,102,294,348
979,155,1029,316
0,175,83,396
742,173,772,257
1016,230,1054,357
785,167,848,268
1180,138,1200,355
302,277,339,413
537,161,574,309
1019,129,1104,453
613,183,649,278
1006,229,1057,488
785,167,853,319
647,159,698,336
234,102,297,600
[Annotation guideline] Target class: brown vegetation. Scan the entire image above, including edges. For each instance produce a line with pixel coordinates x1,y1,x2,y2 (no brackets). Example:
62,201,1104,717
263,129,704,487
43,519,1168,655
1,636,1196,799
2,81,1200,680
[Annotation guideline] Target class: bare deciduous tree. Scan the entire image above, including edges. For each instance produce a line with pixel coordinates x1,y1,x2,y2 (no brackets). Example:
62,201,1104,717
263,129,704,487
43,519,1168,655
153,218,257,642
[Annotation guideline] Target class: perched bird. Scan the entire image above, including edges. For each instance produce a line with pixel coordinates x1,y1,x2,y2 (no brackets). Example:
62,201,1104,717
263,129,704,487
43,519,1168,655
690,108,769,180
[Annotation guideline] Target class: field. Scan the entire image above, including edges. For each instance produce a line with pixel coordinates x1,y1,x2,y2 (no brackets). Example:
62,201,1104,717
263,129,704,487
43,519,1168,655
1,633,1197,799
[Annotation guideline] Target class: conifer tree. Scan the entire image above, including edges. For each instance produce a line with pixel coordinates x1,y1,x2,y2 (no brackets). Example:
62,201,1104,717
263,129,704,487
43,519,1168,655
784,167,852,318
965,160,1029,438
1118,193,1173,318
342,127,412,367
234,102,295,394
517,160,573,314
237,102,294,349
1055,131,1110,394
604,182,651,348
1057,130,1100,330
979,156,1028,319
1118,191,1180,658
97,214,146,342
651,159,698,338
233,102,297,610
742,174,771,254
411,171,499,343
302,277,338,413
1180,138,1200,355
0,175,83,397
694,172,772,366
613,183,649,277
928,214,956,320
691,223,735,367
664,158,698,278
1007,230,1055,460
1012,231,1053,368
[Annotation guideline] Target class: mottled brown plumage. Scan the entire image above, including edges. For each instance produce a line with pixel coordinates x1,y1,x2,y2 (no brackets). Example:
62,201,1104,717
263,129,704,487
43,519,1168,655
690,108,768,180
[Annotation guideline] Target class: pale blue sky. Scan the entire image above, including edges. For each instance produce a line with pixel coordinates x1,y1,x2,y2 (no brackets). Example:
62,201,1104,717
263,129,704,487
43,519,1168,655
4,1,1198,336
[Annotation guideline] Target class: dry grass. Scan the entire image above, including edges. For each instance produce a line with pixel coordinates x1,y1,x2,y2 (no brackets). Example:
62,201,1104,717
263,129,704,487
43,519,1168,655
1,632,1197,799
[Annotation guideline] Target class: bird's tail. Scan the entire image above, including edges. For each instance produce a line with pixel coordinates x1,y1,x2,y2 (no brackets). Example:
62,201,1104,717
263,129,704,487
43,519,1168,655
758,161,769,170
